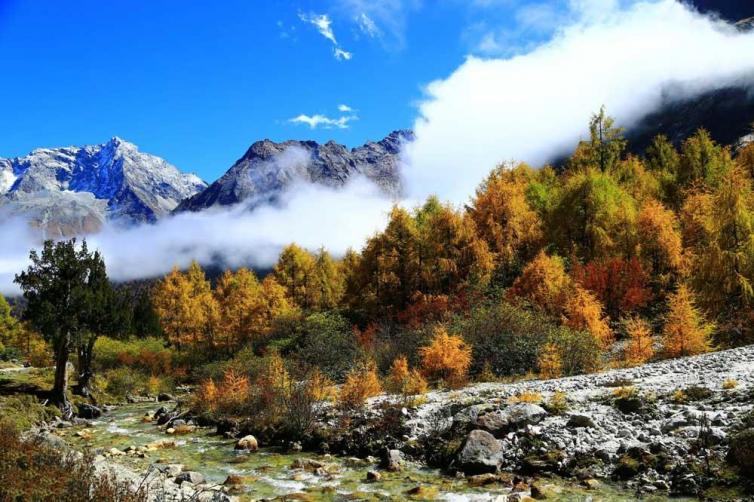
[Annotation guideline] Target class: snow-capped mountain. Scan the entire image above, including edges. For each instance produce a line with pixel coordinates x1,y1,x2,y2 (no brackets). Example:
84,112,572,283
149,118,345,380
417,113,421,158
176,130,412,212
0,137,206,237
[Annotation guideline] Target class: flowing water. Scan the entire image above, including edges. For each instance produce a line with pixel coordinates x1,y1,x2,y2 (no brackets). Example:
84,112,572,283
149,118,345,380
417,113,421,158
60,402,677,501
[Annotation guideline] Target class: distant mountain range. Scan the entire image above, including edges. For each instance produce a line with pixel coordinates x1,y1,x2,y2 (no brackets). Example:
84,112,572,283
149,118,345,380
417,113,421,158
0,137,206,237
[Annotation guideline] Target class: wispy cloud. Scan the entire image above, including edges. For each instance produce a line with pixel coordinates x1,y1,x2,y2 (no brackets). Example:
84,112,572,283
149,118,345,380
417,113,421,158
356,13,381,38
299,12,353,61
289,114,356,129
339,0,419,50
338,104,354,112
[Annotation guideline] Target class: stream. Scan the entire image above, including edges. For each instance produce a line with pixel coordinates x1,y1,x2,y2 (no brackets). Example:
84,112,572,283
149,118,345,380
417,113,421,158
59,401,677,501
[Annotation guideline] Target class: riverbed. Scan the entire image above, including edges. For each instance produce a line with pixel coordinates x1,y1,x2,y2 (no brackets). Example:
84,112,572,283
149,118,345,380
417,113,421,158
56,401,683,501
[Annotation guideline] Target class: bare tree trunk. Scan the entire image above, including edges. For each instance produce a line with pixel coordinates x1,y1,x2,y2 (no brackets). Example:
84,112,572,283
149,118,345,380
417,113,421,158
74,337,96,400
52,332,73,419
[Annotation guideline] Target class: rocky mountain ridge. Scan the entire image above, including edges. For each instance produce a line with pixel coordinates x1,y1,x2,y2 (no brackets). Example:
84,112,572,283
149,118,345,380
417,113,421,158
0,137,206,237
176,130,413,213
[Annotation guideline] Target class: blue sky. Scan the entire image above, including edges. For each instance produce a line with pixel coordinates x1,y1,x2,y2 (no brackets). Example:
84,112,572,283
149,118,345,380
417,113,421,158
0,0,586,181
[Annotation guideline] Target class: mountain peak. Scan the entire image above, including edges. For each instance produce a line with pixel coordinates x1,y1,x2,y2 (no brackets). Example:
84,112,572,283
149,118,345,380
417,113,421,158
177,131,411,213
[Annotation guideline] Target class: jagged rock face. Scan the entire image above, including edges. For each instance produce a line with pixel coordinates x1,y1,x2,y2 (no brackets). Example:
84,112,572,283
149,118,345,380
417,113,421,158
0,138,206,237
626,85,754,153
176,130,413,212
690,0,754,22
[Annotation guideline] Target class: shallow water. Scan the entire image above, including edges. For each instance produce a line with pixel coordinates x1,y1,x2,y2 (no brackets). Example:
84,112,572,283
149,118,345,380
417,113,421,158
61,402,678,501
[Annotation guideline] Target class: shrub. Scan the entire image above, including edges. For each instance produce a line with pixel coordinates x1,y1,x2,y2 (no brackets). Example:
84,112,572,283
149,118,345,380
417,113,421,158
94,337,174,376
102,367,148,398
386,356,428,403
0,421,146,501
508,391,542,404
457,301,549,377
544,391,569,415
290,312,361,381
729,429,754,477
723,379,738,390
547,327,602,376
338,361,382,410
0,395,60,430
420,327,472,388
537,343,562,379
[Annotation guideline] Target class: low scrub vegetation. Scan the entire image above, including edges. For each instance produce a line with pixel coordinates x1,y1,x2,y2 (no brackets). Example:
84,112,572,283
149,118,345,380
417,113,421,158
0,421,146,501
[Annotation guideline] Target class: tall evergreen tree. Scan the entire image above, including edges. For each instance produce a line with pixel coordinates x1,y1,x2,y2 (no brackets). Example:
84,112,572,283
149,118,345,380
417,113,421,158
15,240,115,416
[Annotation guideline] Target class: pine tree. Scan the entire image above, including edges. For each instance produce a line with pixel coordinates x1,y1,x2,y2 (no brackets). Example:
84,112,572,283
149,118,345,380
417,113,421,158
623,316,654,366
662,284,713,357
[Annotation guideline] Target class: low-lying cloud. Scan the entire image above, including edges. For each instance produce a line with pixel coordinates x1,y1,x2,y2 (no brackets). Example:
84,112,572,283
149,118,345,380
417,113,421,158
401,0,754,204
0,177,394,294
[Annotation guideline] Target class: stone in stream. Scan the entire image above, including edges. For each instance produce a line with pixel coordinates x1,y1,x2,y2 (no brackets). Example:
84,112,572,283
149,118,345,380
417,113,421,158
77,403,102,419
366,470,381,482
456,430,503,474
158,393,176,402
382,449,405,472
235,434,258,451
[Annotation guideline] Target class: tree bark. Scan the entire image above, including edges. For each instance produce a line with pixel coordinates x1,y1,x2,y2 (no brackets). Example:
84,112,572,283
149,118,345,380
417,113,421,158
74,337,96,400
52,332,73,419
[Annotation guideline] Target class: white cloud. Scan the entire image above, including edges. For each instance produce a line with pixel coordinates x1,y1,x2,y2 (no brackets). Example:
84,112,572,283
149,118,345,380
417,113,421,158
401,0,754,205
289,113,356,129
339,0,420,50
338,104,354,112
299,12,338,44
299,12,353,61
0,158,393,295
334,47,353,60
356,13,381,38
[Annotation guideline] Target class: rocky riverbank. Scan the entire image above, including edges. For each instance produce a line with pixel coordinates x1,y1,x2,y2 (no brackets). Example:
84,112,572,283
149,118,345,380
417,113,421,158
374,345,754,498
25,345,754,500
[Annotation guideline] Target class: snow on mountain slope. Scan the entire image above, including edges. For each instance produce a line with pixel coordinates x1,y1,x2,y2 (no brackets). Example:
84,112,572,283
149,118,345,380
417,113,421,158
0,138,206,237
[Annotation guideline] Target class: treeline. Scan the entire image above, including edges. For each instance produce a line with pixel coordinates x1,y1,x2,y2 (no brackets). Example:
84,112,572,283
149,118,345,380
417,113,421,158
151,109,754,390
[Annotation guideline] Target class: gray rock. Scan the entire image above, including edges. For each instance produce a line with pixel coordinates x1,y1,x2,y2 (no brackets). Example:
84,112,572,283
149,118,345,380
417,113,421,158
175,471,204,485
382,449,405,472
567,414,596,428
457,430,503,474
78,403,102,419
476,403,547,435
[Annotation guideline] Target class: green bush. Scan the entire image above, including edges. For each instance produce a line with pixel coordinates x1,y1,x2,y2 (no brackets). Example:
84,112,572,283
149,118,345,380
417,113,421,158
94,336,174,375
456,301,549,377
730,429,754,477
289,312,361,381
547,326,602,375
102,367,148,398
0,395,60,430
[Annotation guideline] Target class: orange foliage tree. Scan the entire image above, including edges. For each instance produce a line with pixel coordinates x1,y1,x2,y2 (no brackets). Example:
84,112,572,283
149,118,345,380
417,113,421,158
469,163,544,272
623,316,654,366
152,262,219,349
338,360,383,410
662,284,713,357
537,343,563,379
419,327,472,388
572,257,652,319
508,251,613,346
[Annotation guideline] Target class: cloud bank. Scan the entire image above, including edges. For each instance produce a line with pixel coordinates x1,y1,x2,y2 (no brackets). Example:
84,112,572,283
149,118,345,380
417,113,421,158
0,177,394,295
401,0,754,204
